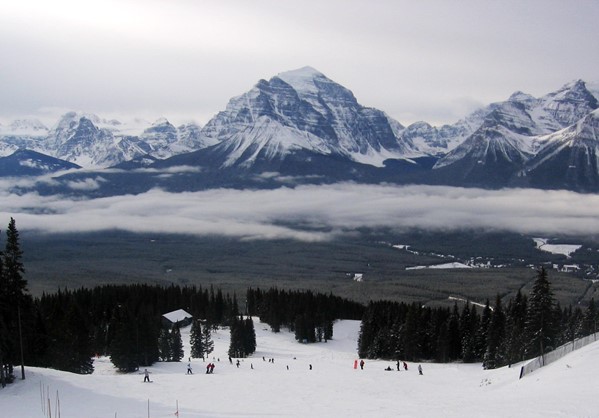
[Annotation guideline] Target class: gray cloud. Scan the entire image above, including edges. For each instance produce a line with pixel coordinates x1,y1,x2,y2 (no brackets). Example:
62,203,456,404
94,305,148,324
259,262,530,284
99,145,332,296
1,184,599,241
1,1,598,126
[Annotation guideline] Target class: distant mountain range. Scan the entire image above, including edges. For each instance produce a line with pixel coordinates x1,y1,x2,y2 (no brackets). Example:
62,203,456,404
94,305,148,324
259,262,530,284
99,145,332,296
1,67,599,194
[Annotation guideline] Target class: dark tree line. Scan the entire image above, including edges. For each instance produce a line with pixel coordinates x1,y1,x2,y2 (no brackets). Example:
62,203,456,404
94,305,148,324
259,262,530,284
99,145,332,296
358,268,599,369
246,287,364,343
31,284,239,373
1,246,241,381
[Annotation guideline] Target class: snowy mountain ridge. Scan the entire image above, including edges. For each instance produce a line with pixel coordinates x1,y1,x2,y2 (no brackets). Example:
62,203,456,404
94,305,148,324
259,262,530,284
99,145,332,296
0,111,210,168
2,68,599,191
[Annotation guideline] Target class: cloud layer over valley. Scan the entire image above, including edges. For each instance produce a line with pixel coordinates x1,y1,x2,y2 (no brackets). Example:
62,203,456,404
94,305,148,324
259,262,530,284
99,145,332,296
2,182,598,241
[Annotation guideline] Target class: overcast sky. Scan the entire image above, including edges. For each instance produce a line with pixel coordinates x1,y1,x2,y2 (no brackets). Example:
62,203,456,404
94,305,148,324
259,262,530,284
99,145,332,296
1,0,598,127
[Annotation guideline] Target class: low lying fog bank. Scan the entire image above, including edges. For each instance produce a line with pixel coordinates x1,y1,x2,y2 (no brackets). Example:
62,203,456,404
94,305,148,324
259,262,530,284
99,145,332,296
2,183,598,241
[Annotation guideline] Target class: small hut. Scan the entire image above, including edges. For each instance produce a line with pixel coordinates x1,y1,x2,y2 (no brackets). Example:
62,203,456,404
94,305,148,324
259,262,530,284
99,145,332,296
162,309,193,328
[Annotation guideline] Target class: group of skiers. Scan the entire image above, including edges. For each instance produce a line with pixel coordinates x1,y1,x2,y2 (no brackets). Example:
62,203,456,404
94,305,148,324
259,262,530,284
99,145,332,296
357,359,424,375
205,363,216,374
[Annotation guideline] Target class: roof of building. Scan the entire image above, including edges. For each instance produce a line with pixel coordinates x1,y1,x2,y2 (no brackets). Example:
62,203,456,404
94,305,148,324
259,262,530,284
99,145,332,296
162,309,193,323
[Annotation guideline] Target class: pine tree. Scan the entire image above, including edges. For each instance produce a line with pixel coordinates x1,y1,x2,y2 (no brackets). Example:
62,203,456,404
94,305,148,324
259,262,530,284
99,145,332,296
136,311,160,367
109,306,139,372
3,218,26,300
582,299,598,336
158,328,172,361
228,316,244,358
171,325,184,362
503,290,527,366
0,218,28,383
190,319,204,359
64,304,94,374
324,319,334,342
447,303,461,361
474,299,492,360
460,303,479,363
202,321,214,359
243,317,256,355
483,295,506,369
524,267,556,359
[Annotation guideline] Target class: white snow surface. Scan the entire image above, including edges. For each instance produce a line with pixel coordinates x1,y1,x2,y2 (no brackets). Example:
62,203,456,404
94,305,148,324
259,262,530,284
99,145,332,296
407,262,472,270
2,319,599,417
533,238,582,257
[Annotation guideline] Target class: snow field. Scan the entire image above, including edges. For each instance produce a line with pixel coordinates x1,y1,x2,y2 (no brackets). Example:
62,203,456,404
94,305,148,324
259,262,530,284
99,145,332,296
2,319,599,417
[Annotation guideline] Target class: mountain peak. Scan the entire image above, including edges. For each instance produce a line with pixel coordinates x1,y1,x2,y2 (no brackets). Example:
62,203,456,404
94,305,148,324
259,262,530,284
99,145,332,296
152,117,171,126
276,66,329,94
278,66,325,79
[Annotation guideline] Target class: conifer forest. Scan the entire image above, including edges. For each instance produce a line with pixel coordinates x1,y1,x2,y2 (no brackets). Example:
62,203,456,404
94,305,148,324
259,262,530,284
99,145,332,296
1,217,598,388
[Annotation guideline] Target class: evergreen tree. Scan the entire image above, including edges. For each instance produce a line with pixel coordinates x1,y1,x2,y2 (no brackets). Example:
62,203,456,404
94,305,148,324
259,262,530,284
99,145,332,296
63,304,94,374
0,218,28,383
447,303,461,361
171,325,184,362
483,295,506,369
135,311,160,367
474,299,492,360
582,299,598,336
524,267,556,359
503,290,527,366
243,317,256,355
228,316,244,358
202,321,214,359
190,319,204,359
460,303,479,363
324,319,334,342
158,328,172,362
109,306,139,372
3,218,26,300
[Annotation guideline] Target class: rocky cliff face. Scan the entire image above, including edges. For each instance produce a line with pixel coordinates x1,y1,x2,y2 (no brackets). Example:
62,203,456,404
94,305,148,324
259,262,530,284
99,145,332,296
201,66,410,167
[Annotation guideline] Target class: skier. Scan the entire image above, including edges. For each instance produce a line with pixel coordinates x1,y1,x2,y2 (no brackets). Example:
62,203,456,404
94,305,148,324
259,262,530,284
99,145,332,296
206,364,211,374
229,356,232,364
187,363,193,374
143,369,150,382
418,364,423,375
360,359,365,370
236,359,240,368
210,363,215,373
403,361,408,371
396,360,400,371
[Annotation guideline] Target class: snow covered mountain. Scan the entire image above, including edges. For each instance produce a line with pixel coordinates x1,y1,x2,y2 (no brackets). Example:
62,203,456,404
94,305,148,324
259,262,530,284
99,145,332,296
2,68,599,193
0,118,49,156
0,149,80,177
430,80,599,188
431,116,536,187
409,79,599,161
0,112,210,168
201,66,411,168
523,109,599,191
